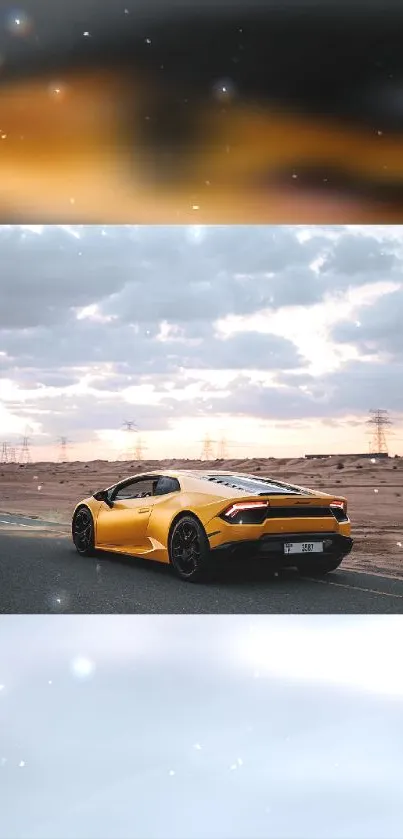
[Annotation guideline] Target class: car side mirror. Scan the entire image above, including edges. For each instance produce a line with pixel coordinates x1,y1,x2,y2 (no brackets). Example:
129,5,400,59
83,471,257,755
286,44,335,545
93,489,114,508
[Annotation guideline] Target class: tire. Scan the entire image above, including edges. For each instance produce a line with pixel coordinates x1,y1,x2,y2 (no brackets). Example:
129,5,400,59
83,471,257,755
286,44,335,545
296,556,344,576
168,515,212,582
72,505,96,556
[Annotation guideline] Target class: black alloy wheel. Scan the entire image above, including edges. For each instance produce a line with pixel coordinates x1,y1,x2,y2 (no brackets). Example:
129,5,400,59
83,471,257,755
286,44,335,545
72,506,96,556
169,515,212,582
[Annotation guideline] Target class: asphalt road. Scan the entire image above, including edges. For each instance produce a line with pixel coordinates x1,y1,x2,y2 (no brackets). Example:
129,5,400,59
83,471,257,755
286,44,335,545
1,516,403,613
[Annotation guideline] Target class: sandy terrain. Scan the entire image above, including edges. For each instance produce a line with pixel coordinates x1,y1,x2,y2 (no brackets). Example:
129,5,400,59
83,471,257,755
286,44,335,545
1,455,402,578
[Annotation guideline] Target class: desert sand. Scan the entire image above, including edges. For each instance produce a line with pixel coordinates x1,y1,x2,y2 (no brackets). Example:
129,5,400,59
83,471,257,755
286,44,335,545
1,455,402,578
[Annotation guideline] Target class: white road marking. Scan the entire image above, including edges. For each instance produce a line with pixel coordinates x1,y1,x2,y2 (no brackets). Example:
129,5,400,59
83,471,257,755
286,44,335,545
0,520,33,527
342,566,403,583
309,577,403,599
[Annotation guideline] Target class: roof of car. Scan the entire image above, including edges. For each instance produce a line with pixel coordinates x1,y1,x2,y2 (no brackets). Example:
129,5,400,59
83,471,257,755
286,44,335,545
118,469,314,497
128,469,266,479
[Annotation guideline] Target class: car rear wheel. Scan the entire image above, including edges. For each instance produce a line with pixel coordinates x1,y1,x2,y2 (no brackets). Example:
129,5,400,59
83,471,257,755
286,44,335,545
169,515,212,582
296,556,343,576
72,506,96,556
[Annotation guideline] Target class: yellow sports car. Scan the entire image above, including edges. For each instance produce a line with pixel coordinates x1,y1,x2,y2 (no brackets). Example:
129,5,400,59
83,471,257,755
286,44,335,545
71,470,353,582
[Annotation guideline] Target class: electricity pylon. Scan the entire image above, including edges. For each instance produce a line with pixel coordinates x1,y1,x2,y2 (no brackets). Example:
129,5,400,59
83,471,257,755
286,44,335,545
367,409,392,455
20,435,31,464
217,436,228,459
121,420,139,460
57,436,71,463
135,435,149,460
200,433,216,460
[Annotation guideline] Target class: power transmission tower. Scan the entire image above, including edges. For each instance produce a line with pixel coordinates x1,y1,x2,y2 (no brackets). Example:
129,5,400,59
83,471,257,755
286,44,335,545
122,420,139,460
1,442,9,463
197,436,256,461
367,409,392,455
2,443,18,463
200,433,215,461
57,436,70,463
135,435,149,460
217,436,228,459
20,435,31,464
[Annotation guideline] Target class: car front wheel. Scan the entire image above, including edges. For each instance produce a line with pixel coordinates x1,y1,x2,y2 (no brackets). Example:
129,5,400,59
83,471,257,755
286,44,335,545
72,506,96,556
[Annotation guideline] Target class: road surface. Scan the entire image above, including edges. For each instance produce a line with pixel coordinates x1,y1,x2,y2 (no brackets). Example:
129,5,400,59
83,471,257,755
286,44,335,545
1,514,402,613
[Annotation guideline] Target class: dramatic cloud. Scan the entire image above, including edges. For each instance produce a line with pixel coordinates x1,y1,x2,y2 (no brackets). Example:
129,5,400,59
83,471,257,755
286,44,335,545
331,286,403,358
0,224,402,458
319,230,399,280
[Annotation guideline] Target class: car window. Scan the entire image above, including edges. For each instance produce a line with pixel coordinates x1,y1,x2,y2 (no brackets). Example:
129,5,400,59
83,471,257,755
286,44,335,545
114,479,157,501
154,476,180,496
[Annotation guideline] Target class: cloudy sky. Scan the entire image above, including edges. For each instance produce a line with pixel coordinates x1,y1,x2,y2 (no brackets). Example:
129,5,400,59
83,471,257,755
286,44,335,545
1,615,403,839
0,224,402,461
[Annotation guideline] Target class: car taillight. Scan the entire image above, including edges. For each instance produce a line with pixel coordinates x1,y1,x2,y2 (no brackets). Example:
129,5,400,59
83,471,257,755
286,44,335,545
330,500,347,514
222,500,269,524
225,501,269,518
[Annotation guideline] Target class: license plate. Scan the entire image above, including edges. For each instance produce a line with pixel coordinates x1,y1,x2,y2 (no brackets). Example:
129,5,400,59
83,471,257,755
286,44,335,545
284,542,323,555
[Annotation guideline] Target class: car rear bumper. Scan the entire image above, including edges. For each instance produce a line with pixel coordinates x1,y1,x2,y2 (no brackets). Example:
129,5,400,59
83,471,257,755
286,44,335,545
211,532,353,564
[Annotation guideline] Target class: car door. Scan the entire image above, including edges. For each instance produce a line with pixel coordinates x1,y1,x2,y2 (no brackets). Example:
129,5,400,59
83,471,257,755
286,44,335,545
96,477,158,552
